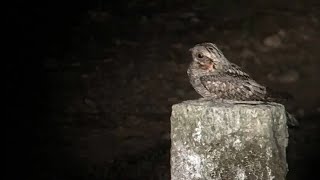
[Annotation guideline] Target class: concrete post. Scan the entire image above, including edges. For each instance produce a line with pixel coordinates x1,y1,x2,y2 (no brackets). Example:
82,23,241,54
170,100,288,180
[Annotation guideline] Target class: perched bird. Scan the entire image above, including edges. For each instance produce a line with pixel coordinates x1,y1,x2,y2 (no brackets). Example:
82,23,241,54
187,42,298,126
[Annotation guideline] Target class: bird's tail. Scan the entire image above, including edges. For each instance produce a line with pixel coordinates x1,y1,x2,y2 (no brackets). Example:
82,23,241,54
286,111,299,127
265,88,298,127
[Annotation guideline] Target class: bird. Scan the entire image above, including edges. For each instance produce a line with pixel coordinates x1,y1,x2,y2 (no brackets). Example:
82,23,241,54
187,42,298,126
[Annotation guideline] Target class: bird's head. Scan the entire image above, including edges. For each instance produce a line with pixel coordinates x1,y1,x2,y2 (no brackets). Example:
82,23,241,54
189,42,226,71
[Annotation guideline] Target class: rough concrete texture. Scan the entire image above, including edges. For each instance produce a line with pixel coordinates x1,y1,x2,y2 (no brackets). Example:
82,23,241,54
170,99,288,180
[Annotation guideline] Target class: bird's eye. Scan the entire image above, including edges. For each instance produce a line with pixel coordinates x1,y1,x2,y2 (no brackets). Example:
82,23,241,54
208,47,214,51
197,53,204,58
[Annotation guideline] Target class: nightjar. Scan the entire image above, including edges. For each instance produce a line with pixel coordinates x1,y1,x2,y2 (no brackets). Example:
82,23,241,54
187,42,298,126
188,42,289,102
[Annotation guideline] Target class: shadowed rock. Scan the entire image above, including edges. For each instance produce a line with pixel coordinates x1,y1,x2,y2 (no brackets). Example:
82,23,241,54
170,99,288,180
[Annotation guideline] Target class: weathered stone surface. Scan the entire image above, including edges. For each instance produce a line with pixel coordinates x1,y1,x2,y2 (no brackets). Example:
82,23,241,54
170,99,288,180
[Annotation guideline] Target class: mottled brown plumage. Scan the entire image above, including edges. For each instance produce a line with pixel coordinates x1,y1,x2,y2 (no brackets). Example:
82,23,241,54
187,42,288,102
187,42,298,126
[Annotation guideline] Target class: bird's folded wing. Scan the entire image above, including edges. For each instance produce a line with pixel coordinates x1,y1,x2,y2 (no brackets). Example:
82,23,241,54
199,74,267,101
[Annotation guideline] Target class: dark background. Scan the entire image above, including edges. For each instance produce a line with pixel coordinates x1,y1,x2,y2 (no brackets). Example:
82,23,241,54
7,0,320,179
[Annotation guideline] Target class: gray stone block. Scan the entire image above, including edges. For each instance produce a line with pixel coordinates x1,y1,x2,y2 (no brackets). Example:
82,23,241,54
170,99,288,180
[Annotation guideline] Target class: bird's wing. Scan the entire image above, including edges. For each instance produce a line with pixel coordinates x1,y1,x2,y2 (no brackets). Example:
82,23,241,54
224,63,251,79
224,63,292,102
199,70,267,101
